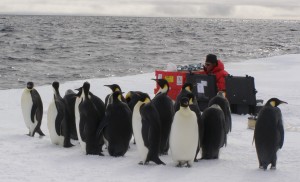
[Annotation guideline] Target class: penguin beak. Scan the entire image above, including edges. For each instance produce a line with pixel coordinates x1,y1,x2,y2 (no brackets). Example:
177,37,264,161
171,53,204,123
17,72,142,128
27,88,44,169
75,87,81,91
151,78,158,82
280,100,288,105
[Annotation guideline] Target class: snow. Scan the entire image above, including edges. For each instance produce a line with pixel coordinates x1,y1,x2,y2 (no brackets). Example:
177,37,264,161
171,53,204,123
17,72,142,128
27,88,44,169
1,54,300,182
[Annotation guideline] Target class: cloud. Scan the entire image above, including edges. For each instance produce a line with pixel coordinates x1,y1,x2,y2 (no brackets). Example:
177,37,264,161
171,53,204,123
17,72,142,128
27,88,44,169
0,0,299,20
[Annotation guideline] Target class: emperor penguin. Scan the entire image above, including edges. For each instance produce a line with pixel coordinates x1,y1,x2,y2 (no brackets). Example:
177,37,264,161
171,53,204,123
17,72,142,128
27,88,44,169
254,98,287,170
75,82,103,155
63,89,78,140
152,78,175,155
132,92,165,165
169,97,199,167
185,93,203,162
99,91,132,157
208,91,232,134
174,82,195,112
201,104,227,159
125,90,144,144
21,82,45,137
47,81,73,147
104,84,126,109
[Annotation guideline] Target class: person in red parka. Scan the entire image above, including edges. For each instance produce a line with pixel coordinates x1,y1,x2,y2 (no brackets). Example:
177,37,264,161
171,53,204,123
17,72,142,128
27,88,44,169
203,54,229,91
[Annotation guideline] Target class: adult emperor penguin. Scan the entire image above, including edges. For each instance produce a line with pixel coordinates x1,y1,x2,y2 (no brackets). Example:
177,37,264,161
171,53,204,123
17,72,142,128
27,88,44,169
21,81,45,137
75,82,103,155
104,84,126,108
169,97,199,167
201,104,226,159
254,98,287,170
185,93,203,162
125,90,144,144
208,91,232,134
47,81,73,147
132,92,165,165
99,91,132,157
174,82,194,112
152,78,175,155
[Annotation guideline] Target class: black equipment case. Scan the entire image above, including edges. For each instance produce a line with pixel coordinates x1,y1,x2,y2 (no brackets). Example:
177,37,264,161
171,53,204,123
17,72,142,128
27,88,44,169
225,75,259,115
186,74,218,111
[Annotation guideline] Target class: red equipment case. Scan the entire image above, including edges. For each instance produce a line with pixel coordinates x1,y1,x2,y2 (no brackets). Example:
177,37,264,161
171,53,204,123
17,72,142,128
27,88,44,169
154,70,204,100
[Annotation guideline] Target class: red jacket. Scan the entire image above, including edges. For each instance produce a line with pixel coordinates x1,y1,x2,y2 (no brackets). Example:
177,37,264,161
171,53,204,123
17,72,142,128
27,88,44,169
204,60,228,91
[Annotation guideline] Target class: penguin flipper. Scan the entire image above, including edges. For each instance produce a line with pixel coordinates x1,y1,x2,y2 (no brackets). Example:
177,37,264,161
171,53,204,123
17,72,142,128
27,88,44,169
221,113,227,147
79,118,86,142
146,153,165,165
141,119,150,148
36,128,45,136
225,107,232,132
31,89,43,122
96,119,108,140
55,104,65,136
30,104,38,123
278,119,284,149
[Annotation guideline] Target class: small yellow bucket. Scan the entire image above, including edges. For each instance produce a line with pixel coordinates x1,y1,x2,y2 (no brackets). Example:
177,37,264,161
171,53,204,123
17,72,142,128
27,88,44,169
248,116,257,130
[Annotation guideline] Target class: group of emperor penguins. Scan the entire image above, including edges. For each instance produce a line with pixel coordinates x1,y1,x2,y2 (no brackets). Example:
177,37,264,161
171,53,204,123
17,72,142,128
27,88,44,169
21,78,287,170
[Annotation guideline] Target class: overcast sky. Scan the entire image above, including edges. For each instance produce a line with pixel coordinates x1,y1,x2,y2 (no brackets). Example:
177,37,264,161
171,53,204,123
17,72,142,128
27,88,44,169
1,0,300,20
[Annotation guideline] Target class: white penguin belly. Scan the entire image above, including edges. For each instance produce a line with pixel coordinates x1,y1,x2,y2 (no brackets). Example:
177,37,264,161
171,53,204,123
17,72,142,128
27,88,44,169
47,100,64,146
132,105,148,162
21,90,37,135
21,90,33,129
170,111,198,162
74,97,86,153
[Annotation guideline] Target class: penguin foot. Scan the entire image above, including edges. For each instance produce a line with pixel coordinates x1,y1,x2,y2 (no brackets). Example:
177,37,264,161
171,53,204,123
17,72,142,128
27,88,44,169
64,143,74,148
176,163,182,167
259,165,267,170
36,129,45,136
139,161,148,165
270,166,276,170
186,163,192,168
154,160,166,165
194,158,199,162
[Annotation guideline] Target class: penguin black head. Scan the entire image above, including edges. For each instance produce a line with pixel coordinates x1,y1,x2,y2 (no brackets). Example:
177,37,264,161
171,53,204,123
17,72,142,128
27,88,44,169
26,82,34,89
74,86,83,97
185,93,195,105
125,91,143,103
125,91,133,103
180,97,189,108
265,98,288,107
182,82,193,92
104,84,122,92
112,91,124,101
52,81,59,90
82,82,90,96
138,92,151,103
152,78,169,93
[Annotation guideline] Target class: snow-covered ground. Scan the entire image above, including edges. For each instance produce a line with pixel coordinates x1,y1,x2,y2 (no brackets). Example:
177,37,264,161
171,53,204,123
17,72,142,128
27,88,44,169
1,54,299,182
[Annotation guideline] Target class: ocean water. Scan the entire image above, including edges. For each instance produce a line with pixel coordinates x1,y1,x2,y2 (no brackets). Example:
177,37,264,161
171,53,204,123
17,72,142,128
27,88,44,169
0,15,299,90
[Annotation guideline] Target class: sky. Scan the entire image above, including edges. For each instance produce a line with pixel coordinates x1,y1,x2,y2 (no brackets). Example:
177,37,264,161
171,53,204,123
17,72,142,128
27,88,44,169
0,0,300,20
0,54,300,182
